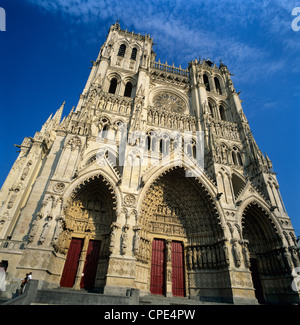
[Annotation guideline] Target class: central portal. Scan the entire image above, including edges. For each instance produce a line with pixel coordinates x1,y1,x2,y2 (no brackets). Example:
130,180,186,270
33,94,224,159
150,239,185,297
137,167,225,298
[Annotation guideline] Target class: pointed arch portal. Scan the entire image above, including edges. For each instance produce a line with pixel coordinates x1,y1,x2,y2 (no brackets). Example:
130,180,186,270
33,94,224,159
242,203,297,304
136,167,230,298
59,175,117,290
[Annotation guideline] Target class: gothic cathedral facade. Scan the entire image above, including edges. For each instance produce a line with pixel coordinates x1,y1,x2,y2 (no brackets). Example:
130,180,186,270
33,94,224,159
0,22,299,304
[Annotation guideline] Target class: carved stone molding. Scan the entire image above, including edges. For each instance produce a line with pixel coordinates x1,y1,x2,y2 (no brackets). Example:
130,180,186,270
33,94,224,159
123,194,136,206
53,182,65,193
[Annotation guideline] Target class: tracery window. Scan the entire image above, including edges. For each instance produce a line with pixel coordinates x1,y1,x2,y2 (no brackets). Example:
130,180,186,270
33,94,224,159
153,92,186,114
231,147,243,166
159,135,170,156
146,131,156,151
186,139,197,159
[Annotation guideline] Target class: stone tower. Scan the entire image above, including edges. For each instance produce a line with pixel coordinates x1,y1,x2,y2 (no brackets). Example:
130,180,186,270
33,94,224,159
0,22,299,304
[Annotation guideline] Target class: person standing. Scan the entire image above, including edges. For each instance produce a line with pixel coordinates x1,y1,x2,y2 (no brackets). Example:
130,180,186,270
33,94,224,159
20,272,31,294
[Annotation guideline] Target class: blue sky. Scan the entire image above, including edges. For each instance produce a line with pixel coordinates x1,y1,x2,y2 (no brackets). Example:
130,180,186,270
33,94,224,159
0,0,299,235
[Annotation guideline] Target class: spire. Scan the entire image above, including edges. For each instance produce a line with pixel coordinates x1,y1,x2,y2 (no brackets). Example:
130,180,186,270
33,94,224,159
52,101,65,125
60,106,74,130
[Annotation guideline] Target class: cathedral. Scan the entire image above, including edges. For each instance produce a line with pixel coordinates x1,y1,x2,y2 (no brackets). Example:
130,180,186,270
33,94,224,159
0,21,299,304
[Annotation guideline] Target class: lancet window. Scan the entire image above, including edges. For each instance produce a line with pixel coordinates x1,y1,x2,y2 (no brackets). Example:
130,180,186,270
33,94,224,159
219,105,226,121
118,44,126,57
203,74,210,91
131,48,137,60
124,82,133,97
214,77,222,95
108,78,118,94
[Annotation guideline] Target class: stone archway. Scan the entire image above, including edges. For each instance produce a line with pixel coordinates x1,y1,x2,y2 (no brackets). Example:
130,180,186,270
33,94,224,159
135,167,231,300
242,202,299,304
57,174,117,290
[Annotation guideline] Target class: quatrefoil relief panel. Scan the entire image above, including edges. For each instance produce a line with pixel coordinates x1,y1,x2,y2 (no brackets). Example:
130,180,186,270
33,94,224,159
153,92,186,114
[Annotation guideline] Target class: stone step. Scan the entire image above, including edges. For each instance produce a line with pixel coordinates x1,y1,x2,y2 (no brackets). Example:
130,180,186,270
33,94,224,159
35,289,134,305
139,294,228,305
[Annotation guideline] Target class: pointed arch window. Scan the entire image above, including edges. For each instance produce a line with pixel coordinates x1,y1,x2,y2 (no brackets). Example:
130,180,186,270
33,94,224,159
118,44,126,57
101,124,109,138
231,147,243,166
208,102,214,118
219,105,226,121
146,132,156,151
108,78,118,94
158,135,170,157
203,74,210,91
192,145,197,159
159,139,163,153
151,135,157,151
186,139,197,159
124,81,133,97
237,152,243,166
146,135,151,151
232,151,237,165
131,48,137,60
115,121,125,142
214,77,222,95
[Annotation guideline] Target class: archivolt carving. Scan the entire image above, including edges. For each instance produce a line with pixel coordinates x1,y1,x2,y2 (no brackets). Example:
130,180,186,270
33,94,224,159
241,202,299,277
54,174,117,256
138,167,225,266
69,174,118,208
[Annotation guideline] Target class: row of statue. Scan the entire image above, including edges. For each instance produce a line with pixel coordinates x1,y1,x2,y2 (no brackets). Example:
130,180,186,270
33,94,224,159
147,108,196,132
187,241,230,270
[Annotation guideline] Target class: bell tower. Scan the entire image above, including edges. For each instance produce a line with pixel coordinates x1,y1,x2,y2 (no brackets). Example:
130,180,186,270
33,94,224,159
76,20,154,115
189,58,287,214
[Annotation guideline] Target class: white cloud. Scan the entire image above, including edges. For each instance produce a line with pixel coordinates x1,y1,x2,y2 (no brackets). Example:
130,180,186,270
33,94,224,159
27,0,298,84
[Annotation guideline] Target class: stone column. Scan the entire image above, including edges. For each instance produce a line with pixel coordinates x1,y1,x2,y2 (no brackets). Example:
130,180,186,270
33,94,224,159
165,239,173,297
73,235,89,290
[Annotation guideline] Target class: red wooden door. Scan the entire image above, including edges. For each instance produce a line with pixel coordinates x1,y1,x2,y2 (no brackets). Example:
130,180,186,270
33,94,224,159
172,241,185,297
80,240,101,289
150,239,165,295
60,238,83,288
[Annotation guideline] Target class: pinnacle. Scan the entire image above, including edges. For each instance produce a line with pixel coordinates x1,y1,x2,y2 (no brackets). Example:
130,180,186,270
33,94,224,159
52,101,65,125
